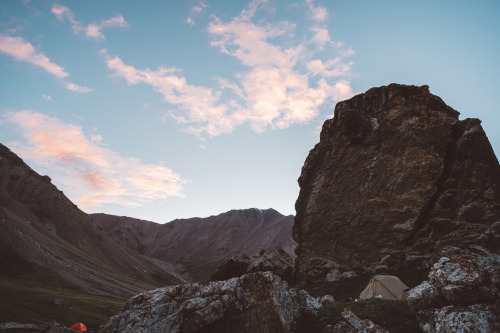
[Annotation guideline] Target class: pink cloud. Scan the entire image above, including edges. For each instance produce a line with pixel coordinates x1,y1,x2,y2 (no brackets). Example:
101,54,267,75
51,4,83,34
306,0,328,22
0,34,92,93
106,0,355,136
106,54,233,136
85,15,129,39
52,4,128,40
0,34,68,78
4,110,185,210
186,1,208,26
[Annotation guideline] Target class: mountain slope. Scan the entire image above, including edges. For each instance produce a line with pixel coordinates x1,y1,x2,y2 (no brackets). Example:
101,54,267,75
0,143,180,299
91,208,296,263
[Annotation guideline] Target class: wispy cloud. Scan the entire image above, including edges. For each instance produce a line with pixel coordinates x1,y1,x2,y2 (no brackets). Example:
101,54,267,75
65,82,93,93
41,94,52,101
106,0,354,136
0,34,91,93
52,4,128,40
0,34,68,78
86,15,129,39
4,110,185,210
52,4,83,34
105,53,233,136
305,0,328,22
186,1,208,26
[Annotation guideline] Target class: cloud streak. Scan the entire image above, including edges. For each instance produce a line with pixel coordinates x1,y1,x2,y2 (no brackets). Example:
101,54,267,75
52,5,129,40
0,34,91,93
0,34,68,78
4,110,186,210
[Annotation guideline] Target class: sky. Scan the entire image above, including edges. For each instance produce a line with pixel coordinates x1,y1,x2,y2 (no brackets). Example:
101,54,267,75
0,0,499,223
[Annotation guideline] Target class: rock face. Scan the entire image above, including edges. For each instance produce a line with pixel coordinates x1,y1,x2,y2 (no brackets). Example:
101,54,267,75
407,257,499,332
100,272,326,333
210,249,295,282
293,84,500,283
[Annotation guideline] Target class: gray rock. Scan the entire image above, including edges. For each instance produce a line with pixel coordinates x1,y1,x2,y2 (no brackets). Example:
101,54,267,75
210,249,294,282
408,257,499,332
100,271,326,333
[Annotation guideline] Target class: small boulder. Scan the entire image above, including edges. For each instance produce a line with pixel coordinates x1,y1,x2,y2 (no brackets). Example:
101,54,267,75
210,249,294,282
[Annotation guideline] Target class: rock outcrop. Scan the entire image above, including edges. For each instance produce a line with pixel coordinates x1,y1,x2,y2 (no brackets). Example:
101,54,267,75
407,257,499,332
293,84,500,283
210,249,295,282
100,272,330,333
325,309,388,333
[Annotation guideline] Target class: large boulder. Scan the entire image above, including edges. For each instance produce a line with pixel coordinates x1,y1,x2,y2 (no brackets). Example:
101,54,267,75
407,257,499,332
100,271,328,333
210,249,295,283
293,83,500,283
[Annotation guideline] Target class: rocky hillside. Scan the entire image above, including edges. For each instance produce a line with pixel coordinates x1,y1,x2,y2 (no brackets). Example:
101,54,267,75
91,208,296,262
0,143,180,298
293,83,500,284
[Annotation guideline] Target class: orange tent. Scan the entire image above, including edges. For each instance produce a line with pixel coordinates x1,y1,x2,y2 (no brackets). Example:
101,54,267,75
70,322,87,331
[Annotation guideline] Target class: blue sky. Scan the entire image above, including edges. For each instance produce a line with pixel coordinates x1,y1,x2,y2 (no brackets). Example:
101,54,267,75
1,0,499,223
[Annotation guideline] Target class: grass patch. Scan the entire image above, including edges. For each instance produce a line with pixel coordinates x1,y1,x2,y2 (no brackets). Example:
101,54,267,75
0,277,124,330
178,258,225,284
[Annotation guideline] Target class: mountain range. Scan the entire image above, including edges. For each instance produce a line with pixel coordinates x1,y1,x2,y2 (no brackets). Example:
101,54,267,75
0,142,295,300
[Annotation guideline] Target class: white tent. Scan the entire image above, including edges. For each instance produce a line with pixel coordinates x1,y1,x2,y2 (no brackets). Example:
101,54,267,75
359,274,410,301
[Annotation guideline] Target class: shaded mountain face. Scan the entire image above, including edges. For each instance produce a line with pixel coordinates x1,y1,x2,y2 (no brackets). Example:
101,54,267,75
293,84,500,283
0,143,180,298
91,208,296,263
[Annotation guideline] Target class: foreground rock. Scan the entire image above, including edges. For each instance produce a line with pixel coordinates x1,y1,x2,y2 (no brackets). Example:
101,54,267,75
293,83,500,283
101,271,332,333
210,249,295,282
407,257,499,332
325,309,388,333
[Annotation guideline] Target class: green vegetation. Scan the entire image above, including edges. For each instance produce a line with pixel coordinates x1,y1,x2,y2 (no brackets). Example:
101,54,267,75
178,258,225,284
0,277,124,330
295,267,429,333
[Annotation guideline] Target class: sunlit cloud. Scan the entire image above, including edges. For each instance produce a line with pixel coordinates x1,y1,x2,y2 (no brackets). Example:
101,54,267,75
207,0,354,131
106,54,234,136
52,4,128,40
106,0,354,136
0,34,68,78
186,1,208,26
3,110,186,210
